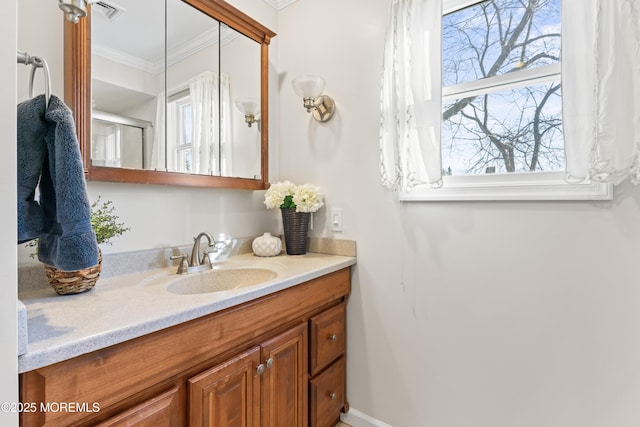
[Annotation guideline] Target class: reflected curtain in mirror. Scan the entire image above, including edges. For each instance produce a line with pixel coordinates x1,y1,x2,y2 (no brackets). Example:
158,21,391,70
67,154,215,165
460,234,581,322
186,71,231,175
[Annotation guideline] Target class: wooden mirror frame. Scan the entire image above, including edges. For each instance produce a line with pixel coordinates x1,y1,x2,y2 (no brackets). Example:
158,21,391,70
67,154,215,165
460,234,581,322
64,0,275,189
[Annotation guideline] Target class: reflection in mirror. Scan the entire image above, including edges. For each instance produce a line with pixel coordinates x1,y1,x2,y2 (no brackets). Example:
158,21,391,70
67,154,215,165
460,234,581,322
66,0,275,188
91,0,165,171
92,111,151,168
222,25,262,179
164,1,221,176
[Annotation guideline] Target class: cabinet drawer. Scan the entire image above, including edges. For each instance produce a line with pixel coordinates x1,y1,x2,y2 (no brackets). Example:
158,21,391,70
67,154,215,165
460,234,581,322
309,356,345,427
309,302,345,375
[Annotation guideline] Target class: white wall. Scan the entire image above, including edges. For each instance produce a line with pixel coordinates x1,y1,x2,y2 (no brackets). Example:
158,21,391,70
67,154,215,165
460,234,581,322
277,1,640,426
1,0,18,425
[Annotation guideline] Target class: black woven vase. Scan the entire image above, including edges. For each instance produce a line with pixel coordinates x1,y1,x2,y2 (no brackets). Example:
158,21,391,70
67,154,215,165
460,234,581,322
280,208,310,255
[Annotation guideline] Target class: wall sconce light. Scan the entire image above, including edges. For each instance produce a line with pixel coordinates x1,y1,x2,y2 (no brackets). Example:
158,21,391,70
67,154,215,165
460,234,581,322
58,0,92,23
292,75,335,122
235,98,260,128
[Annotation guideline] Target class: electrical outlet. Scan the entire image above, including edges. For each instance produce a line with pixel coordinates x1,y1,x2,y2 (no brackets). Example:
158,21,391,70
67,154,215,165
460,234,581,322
331,208,343,232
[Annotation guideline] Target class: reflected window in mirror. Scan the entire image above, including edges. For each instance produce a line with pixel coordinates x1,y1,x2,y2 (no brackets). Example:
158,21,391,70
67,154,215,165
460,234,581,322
169,91,194,173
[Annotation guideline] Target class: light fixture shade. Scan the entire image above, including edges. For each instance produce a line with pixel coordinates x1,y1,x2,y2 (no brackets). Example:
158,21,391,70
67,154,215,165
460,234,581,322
235,98,260,118
292,75,326,99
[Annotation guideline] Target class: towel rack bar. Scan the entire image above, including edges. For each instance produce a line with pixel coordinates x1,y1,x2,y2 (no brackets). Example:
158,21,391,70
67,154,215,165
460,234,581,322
17,50,42,67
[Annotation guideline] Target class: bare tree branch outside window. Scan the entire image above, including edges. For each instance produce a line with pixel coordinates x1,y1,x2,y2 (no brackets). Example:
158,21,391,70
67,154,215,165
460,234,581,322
441,0,563,175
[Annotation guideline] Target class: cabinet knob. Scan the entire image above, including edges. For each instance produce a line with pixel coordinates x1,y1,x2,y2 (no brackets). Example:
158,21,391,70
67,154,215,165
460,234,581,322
265,357,274,368
329,392,337,400
329,334,338,342
256,363,265,375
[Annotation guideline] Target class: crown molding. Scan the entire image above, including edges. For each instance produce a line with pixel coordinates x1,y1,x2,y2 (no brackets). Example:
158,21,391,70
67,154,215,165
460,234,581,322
262,0,298,10
94,27,239,75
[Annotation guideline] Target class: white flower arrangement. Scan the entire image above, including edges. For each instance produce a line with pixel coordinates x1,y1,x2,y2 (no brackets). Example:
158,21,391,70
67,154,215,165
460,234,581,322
264,181,325,213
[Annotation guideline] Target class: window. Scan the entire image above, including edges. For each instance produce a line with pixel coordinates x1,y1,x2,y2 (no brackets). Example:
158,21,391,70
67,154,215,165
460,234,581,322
442,0,562,176
399,0,611,201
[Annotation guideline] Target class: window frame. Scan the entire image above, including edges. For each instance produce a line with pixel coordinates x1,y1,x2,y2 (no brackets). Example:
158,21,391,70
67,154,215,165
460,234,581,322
400,171,613,201
401,0,613,202
168,92,193,173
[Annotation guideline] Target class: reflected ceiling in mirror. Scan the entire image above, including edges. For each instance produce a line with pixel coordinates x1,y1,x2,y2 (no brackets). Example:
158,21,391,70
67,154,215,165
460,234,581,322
65,0,275,189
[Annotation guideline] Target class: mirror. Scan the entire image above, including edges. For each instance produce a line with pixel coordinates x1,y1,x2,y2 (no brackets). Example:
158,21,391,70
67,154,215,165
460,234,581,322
64,0,275,189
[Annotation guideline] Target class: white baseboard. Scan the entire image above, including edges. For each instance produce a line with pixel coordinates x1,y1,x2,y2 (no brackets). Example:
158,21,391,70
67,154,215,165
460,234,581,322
341,407,393,427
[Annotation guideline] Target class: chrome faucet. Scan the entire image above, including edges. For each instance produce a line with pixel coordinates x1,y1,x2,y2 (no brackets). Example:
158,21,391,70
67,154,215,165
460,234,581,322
190,232,216,267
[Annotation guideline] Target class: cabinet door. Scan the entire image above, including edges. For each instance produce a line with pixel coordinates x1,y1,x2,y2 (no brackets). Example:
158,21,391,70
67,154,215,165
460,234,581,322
95,386,181,427
260,323,308,427
188,346,261,427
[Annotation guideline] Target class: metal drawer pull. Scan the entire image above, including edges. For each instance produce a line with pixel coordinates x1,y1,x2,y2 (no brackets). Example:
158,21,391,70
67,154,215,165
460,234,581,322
265,357,274,368
329,392,337,400
329,334,338,342
256,364,265,375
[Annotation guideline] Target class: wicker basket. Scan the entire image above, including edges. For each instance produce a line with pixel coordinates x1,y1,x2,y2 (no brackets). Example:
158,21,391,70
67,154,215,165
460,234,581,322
281,208,310,255
45,250,103,295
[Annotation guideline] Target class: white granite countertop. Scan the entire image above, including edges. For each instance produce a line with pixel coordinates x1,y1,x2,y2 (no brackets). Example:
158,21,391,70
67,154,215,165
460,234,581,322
18,252,355,373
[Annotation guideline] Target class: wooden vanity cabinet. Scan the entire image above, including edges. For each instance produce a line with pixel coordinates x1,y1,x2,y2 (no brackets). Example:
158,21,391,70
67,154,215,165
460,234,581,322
19,268,350,427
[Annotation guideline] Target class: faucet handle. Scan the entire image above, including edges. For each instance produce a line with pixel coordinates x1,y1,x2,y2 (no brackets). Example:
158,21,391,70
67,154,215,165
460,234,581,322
200,250,213,267
170,253,189,274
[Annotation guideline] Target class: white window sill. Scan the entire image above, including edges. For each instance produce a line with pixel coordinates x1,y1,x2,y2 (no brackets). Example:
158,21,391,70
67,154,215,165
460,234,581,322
399,172,613,202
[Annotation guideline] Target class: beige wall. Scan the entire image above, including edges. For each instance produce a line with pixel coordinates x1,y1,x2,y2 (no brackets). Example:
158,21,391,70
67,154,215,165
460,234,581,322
12,0,640,426
277,1,640,426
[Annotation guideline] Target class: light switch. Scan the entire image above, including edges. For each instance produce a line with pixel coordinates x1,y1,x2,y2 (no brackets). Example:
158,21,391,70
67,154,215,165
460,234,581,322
331,208,343,232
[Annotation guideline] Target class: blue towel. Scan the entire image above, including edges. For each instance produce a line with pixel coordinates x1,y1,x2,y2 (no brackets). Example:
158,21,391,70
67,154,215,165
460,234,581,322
17,94,99,271
17,97,46,242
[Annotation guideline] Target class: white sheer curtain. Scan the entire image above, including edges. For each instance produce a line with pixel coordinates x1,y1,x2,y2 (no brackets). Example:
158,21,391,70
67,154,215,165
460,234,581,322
149,92,166,171
380,0,443,192
564,0,640,185
189,71,232,176
219,73,232,176
190,71,218,175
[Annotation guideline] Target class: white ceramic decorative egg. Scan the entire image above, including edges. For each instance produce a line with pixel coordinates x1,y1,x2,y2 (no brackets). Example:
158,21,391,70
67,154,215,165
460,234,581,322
252,232,282,257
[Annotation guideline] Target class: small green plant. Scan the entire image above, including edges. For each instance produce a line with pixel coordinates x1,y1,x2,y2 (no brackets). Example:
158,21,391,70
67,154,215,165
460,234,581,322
90,197,130,245
26,197,130,257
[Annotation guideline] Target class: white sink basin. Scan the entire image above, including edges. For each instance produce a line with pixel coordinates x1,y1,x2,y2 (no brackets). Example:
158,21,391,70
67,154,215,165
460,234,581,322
166,267,277,295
